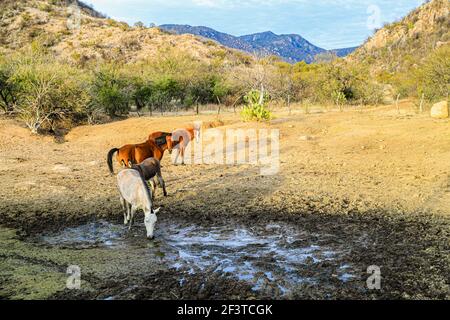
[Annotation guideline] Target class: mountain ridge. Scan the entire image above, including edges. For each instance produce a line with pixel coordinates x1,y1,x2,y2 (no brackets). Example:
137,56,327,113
0,0,256,67
348,0,449,74
160,24,357,63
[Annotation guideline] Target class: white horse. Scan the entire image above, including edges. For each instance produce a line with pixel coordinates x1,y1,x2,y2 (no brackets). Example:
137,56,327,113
117,169,160,239
171,124,201,165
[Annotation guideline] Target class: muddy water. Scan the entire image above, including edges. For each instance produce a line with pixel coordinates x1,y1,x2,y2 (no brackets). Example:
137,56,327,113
36,218,355,297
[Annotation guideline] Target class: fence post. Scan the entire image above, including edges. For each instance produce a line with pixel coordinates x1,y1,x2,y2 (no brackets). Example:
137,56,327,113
419,93,424,113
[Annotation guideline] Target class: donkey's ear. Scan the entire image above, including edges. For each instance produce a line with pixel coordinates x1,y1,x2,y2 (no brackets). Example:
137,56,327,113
153,207,161,214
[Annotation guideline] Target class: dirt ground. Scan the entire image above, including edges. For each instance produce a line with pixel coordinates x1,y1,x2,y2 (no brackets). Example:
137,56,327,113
0,101,449,300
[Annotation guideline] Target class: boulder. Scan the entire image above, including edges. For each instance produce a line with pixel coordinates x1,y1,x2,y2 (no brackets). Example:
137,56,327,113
299,135,313,141
430,101,448,119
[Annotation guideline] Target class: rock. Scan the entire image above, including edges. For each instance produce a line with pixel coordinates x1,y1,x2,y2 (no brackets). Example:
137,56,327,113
299,135,313,141
52,164,72,173
430,101,448,119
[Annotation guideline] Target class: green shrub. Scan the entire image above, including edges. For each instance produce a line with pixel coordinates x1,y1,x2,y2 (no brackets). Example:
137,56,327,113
9,56,88,133
20,12,32,29
149,76,182,113
0,55,17,113
416,45,450,102
90,67,131,117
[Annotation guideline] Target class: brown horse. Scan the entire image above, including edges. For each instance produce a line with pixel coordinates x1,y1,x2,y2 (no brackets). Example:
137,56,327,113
107,140,164,175
148,131,174,154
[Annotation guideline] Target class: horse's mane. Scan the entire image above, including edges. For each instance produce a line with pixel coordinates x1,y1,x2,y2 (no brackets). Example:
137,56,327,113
132,166,153,210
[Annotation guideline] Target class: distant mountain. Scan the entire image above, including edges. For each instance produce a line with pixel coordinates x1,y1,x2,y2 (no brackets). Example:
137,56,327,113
331,47,359,57
238,31,326,63
159,24,357,63
158,24,254,52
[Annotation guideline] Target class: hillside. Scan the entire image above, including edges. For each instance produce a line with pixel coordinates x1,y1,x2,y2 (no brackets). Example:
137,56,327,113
349,0,449,74
160,24,357,63
0,0,253,66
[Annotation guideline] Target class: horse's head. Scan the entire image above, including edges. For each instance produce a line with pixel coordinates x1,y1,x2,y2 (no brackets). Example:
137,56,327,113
193,122,202,143
166,136,174,154
194,129,200,143
144,207,160,239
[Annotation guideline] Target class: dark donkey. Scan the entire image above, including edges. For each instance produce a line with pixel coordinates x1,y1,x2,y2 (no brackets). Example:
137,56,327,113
131,157,168,198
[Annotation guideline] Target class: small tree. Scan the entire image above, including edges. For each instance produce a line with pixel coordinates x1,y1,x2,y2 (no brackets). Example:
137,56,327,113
11,62,87,133
274,61,294,114
134,21,145,29
417,46,450,102
213,78,230,115
90,67,131,117
0,56,17,113
128,76,153,116
149,77,181,114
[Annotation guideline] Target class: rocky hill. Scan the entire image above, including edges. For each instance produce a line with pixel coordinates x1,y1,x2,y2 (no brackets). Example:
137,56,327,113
349,0,449,74
0,0,254,67
160,24,357,63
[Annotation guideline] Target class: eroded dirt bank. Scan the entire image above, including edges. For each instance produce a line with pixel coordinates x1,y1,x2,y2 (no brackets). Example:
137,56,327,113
0,103,449,299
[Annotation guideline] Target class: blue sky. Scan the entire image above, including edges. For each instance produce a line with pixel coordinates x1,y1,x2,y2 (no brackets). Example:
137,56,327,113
85,0,426,49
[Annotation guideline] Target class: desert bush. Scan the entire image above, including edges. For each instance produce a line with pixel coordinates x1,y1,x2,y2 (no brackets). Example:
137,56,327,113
20,12,32,29
303,62,384,106
149,76,182,113
38,3,53,12
0,55,17,113
9,53,89,133
126,75,154,115
120,36,141,50
416,45,450,102
90,66,131,117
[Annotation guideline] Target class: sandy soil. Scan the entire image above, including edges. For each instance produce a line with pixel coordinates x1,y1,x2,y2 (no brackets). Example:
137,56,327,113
0,101,449,299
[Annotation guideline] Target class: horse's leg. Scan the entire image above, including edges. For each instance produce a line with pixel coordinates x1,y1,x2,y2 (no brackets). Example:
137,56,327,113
120,195,127,224
174,148,180,165
157,172,167,197
129,206,137,231
125,202,132,225
150,179,156,201
180,145,186,165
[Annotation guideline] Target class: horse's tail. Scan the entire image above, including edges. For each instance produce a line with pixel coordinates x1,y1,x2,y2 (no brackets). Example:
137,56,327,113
107,148,119,175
